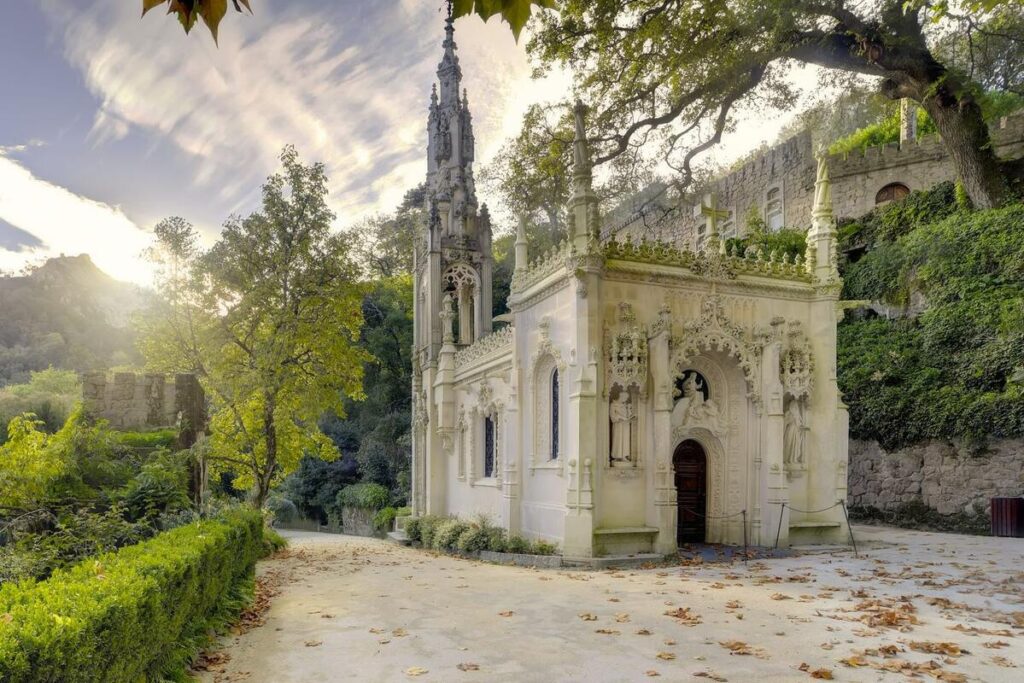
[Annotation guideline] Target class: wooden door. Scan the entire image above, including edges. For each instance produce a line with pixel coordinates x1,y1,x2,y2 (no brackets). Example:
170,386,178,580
673,440,707,544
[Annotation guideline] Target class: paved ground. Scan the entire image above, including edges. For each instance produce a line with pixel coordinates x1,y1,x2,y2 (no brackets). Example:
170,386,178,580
197,526,1024,682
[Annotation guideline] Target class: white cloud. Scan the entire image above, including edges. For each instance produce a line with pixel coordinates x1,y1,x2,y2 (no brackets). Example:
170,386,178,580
0,151,153,284
37,0,562,229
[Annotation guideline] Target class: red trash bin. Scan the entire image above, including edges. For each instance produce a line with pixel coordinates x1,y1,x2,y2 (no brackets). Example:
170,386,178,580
991,497,1024,538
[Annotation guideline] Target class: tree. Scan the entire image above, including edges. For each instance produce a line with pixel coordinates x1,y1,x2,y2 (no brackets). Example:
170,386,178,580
142,0,554,42
529,1,1023,209
137,146,370,508
479,104,574,236
350,184,424,280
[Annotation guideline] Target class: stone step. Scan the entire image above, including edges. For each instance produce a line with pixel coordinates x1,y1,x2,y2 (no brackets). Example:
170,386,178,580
387,530,411,546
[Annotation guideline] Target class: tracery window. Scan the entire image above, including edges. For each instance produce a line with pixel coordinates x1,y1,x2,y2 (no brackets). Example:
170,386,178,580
765,186,784,231
875,183,910,205
550,369,560,460
483,415,496,477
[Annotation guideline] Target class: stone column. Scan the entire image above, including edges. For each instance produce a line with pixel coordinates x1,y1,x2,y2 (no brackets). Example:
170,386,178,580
649,311,677,555
759,342,788,547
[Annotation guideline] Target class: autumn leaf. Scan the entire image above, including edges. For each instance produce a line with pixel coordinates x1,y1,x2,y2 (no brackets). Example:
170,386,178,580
498,610,514,617
578,612,598,621
304,640,322,647
656,652,676,660
596,628,621,635
456,662,480,671
645,671,660,677
839,655,870,667
719,640,753,655
405,667,429,677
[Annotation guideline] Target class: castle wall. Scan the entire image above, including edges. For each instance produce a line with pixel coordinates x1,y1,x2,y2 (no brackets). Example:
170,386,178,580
670,113,1024,247
82,371,205,431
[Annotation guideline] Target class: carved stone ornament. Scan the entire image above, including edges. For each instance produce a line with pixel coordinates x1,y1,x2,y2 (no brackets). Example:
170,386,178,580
780,321,814,400
671,295,763,403
605,302,649,397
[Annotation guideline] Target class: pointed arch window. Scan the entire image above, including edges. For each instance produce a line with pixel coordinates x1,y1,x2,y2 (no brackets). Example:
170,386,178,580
483,415,496,478
765,186,784,231
550,368,560,460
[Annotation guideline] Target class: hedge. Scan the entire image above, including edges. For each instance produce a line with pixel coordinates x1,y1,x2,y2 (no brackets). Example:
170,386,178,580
0,508,263,682
336,482,390,510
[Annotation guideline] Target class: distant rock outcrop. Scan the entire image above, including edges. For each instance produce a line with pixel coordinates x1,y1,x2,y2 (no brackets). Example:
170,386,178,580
0,254,148,385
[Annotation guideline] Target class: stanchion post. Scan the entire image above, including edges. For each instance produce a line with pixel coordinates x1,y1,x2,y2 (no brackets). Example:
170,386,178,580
742,509,748,563
840,500,858,557
773,502,786,551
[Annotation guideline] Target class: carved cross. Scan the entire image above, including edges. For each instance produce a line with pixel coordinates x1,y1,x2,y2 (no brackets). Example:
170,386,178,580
698,193,729,253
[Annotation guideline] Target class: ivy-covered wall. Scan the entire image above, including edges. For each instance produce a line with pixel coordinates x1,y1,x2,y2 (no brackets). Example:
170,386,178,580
837,186,1024,525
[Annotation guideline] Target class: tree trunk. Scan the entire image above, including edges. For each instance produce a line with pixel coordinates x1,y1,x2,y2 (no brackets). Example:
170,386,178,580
252,393,278,509
920,91,1011,209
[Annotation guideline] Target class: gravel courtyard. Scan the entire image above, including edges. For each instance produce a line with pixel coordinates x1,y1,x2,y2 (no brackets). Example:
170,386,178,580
197,527,1023,683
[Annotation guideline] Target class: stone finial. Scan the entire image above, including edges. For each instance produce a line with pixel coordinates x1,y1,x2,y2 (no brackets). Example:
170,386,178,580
572,99,592,184
514,215,529,272
811,153,833,221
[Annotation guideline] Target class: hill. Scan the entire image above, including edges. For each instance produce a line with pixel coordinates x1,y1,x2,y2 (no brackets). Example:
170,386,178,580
0,254,147,385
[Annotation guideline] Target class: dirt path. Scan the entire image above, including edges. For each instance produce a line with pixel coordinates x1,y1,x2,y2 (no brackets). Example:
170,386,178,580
196,527,1023,682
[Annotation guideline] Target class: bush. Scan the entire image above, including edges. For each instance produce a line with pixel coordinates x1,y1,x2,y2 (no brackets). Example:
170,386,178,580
416,515,445,549
119,450,191,522
431,518,470,551
336,482,390,511
261,526,288,557
373,506,398,532
266,495,298,524
0,508,263,682
111,429,178,449
725,227,806,262
531,540,558,556
404,516,423,542
505,535,531,554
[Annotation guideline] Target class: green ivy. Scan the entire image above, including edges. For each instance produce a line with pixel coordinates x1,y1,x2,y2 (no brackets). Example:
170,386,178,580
838,202,1024,449
335,482,390,511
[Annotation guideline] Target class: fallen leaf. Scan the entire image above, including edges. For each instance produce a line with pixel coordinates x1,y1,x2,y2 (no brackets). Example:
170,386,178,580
645,671,660,677
693,671,728,682
498,610,514,617
304,640,322,647
596,628,621,635
405,667,429,677
656,652,676,661
578,612,598,621
456,662,480,672
719,640,752,655
771,593,791,601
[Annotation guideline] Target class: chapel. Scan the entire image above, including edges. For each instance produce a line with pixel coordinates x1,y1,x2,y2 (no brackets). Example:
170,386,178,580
411,17,850,558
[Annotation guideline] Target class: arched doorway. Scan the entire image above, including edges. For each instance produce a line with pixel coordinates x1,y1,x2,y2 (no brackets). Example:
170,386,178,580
673,440,707,543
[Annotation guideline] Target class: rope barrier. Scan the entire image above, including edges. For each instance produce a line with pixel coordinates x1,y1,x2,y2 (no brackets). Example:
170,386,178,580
678,508,749,563
772,500,858,556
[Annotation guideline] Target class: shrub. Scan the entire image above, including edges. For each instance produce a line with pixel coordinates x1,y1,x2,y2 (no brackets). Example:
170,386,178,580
119,450,191,522
505,535,531,554
111,429,179,449
725,227,806,263
483,526,507,553
404,516,423,543
431,518,470,551
373,506,398,532
336,482,390,511
261,526,288,557
0,508,263,682
265,495,298,524
531,540,558,556
417,515,446,549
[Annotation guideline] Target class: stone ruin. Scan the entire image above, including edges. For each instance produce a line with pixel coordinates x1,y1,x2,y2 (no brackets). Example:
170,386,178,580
82,372,206,438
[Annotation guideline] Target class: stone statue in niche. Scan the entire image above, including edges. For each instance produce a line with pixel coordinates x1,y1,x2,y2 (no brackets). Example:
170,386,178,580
609,391,635,467
784,399,807,467
674,371,721,434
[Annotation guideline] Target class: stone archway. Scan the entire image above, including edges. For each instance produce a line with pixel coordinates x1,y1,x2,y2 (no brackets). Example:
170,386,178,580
673,439,707,544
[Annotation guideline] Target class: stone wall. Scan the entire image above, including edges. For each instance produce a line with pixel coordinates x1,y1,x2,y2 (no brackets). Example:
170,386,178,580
665,112,1024,247
847,438,1024,515
82,371,205,431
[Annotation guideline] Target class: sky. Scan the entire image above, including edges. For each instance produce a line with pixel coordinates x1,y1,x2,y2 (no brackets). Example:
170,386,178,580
0,0,821,285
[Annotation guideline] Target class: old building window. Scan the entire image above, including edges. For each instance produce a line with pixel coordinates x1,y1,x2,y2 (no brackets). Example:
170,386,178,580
550,369,560,460
720,209,736,240
875,183,910,205
695,223,707,252
765,186,784,231
483,415,496,477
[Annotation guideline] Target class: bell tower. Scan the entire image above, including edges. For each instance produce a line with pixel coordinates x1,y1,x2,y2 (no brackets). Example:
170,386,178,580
412,10,493,514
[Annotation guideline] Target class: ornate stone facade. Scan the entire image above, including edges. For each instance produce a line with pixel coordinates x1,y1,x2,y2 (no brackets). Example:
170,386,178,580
412,19,849,556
